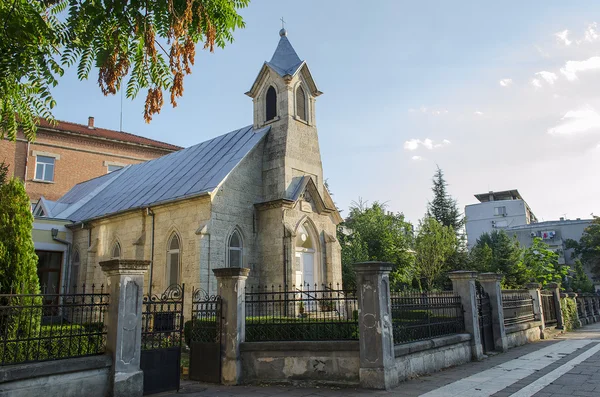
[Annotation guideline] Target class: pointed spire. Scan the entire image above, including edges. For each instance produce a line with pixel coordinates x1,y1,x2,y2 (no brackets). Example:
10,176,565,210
267,29,303,77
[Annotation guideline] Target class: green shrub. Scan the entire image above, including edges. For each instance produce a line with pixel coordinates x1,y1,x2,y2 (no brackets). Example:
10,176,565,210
391,309,434,320
561,297,580,331
184,318,219,346
245,319,358,342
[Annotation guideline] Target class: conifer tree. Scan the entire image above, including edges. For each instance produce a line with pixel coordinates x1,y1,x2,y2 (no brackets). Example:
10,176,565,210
426,166,464,233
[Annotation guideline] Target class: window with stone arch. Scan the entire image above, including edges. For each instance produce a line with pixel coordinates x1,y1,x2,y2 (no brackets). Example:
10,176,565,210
70,249,80,290
228,229,243,268
265,85,277,121
296,85,307,121
111,241,121,259
166,233,181,286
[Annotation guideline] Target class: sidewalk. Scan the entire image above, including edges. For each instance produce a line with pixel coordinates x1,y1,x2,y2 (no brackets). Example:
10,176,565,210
162,323,600,397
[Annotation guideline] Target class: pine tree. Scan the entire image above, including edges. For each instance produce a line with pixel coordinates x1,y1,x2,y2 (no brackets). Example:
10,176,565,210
426,166,464,233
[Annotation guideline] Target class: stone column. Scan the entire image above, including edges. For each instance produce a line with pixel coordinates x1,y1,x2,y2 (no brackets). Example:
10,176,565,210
100,259,150,397
448,271,483,360
526,283,545,338
546,283,564,329
354,262,396,390
567,292,582,327
213,267,250,385
478,273,507,352
584,294,595,322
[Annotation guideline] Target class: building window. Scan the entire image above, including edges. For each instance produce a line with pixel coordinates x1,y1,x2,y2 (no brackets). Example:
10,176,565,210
167,234,180,286
107,164,123,173
35,155,55,182
296,86,307,121
265,86,277,121
70,249,80,291
228,230,243,268
111,242,121,259
494,206,506,216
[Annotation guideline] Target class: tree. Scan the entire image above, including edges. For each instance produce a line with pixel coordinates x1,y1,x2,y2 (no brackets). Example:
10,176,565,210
570,260,595,293
0,162,7,185
0,0,249,141
414,217,457,290
337,226,368,290
566,217,600,279
522,238,567,287
426,166,465,233
338,200,414,289
469,230,528,288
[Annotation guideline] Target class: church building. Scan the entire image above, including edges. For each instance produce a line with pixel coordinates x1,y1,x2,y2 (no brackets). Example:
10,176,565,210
36,28,343,296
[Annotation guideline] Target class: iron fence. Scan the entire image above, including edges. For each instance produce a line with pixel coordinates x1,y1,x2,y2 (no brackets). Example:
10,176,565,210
245,284,358,342
502,290,535,326
141,284,184,350
0,284,109,366
541,290,557,327
390,291,465,345
189,288,221,344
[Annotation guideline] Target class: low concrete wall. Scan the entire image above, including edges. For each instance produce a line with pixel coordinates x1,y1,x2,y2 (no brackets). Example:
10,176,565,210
0,355,112,397
240,341,360,385
505,321,543,349
393,334,472,382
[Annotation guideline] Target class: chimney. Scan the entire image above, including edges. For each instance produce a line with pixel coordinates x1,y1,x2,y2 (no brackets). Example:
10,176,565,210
88,116,95,129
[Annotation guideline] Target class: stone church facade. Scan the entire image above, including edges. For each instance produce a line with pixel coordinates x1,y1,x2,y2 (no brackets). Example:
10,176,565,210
38,29,343,297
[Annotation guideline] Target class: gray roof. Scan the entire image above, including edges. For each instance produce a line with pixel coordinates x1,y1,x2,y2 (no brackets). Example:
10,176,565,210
266,35,304,77
47,125,269,222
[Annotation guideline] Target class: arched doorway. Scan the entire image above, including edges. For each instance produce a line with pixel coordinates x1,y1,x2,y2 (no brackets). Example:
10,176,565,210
295,221,319,288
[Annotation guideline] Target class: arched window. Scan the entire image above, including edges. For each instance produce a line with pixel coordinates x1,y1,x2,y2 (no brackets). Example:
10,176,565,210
228,230,243,268
167,234,181,286
70,249,80,291
295,222,314,250
265,86,277,121
296,86,307,121
111,242,121,259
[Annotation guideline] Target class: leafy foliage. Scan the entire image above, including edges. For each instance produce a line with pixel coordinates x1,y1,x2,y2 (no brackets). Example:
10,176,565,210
414,217,457,290
570,260,595,293
560,297,580,331
0,162,7,185
338,200,414,289
426,166,465,234
0,0,249,141
566,217,600,280
522,238,568,287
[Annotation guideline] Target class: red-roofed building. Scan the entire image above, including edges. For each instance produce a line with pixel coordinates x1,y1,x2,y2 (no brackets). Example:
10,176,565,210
0,116,182,206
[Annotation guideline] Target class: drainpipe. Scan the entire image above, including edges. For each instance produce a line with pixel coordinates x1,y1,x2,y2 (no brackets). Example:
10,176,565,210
51,228,71,293
147,208,155,296
24,142,30,185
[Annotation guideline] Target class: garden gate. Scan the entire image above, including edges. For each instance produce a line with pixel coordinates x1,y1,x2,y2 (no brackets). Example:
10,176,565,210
476,284,495,353
189,288,222,383
140,284,185,395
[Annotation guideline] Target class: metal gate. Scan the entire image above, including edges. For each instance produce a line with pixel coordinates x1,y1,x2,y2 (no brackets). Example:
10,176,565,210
476,284,495,353
189,288,222,383
141,284,185,395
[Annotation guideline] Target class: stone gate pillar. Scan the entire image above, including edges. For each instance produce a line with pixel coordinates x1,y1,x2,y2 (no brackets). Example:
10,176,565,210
526,283,545,332
100,259,150,397
478,273,508,352
354,262,396,390
546,282,564,329
448,271,483,360
213,267,250,385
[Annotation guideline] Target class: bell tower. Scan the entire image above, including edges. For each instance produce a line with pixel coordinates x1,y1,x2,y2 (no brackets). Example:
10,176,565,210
246,29,324,202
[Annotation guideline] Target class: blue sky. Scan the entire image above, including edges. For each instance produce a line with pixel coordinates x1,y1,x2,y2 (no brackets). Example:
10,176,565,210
50,1,600,224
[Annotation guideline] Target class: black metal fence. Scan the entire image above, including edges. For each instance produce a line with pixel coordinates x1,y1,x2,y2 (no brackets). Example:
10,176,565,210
502,290,535,326
0,284,109,366
541,290,557,327
189,288,221,344
141,284,185,350
245,284,358,342
390,291,465,345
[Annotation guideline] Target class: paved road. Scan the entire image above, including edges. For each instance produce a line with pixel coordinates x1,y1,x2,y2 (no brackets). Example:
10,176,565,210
162,323,600,397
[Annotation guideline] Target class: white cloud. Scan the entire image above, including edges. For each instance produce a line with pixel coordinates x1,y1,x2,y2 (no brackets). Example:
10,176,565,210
548,105,600,136
531,78,542,88
555,29,572,46
560,56,600,81
411,156,423,161
408,106,448,116
403,138,451,151
585,23,599,42
535,71,558,85
499,78,513,87
474,111,483,115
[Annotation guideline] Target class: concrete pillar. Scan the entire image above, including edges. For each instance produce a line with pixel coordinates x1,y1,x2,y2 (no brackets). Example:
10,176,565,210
478,273,508,352
526,283,545,338
546,283,564,329
100,259,150,397
354,262,396,390
584,294,595,322
213,267,250,385
448,271,483,361
567,292,582,327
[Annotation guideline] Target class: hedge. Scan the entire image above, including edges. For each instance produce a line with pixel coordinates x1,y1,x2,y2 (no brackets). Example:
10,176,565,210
561,297,580,331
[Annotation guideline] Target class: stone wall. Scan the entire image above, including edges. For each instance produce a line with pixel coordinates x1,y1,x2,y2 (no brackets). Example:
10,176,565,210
240,341,359,385
0,356,111,397
505,321,543,349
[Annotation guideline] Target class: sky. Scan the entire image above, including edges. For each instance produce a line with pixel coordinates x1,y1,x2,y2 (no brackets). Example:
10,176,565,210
50,1,600,225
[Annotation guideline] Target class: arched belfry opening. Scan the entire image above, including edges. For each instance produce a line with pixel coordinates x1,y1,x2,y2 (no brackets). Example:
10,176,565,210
265,86,277,121
296,85,306,121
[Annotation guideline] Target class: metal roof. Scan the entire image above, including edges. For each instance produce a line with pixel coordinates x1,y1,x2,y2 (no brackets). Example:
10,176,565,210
266,35,303,77
52,125,270,222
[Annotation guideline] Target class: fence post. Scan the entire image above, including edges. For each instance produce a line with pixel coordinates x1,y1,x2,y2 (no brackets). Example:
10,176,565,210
354,262,396,390
546,282,564,329
478,273,508,352
100,259,150,397
526,283,545,338
213,267,250,385
585,294,596,323
448,271,483,360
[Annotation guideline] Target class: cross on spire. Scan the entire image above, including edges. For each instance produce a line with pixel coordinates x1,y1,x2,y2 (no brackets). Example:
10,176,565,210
280,17,286,29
